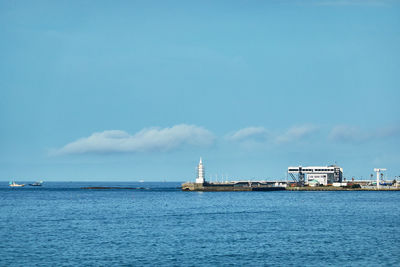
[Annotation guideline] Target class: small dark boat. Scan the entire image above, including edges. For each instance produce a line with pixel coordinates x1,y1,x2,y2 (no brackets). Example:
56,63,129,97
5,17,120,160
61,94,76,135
29,181,43,186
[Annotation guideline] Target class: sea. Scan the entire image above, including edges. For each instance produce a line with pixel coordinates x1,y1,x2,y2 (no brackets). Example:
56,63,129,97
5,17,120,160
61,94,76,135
1,181,399,266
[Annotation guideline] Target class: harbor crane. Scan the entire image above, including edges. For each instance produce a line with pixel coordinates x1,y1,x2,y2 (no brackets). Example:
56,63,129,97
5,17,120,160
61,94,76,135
374,168,387,189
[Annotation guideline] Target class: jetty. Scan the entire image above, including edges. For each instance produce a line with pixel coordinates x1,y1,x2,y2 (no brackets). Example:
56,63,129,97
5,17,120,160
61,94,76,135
182,158,285,191
286,186,400,191
182,181,285,192
181,158,400,192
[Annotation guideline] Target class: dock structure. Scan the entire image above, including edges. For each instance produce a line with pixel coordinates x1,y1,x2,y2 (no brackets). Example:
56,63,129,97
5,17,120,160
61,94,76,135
181,158,400,192
286,186,400,191
182,181,286,191
182,183,400,192
182,158,286,191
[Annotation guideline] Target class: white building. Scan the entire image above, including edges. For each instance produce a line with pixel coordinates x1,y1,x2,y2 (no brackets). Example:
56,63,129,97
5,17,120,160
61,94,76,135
195,158,205,184
288,165,343,185
307,174,328,186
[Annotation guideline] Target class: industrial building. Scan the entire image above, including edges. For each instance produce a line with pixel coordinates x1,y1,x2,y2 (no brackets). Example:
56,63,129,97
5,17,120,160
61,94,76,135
287,165,343,186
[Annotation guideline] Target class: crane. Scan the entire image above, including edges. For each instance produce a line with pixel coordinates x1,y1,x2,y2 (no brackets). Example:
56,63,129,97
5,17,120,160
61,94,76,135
373,168,387,189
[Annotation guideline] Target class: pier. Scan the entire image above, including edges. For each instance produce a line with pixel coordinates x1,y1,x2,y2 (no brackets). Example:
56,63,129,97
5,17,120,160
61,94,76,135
286,186,400,191
182,181,286,192
182,158,400,192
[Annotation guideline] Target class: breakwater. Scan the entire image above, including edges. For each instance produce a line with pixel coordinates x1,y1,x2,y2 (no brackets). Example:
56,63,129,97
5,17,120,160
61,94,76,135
182,183,400,192
182,182,285,191
286,186,400,191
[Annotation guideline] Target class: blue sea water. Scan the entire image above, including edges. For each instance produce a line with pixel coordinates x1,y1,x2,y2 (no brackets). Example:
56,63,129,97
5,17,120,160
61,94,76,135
1,182,399,266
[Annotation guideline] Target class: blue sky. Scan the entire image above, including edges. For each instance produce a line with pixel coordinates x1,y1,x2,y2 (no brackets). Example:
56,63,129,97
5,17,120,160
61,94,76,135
1,0,399,181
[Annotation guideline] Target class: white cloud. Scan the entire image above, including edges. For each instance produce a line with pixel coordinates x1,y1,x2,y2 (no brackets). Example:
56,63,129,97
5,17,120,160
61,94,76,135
275,125,318,144
54,124,215,155
329,124,400,143
228,124,317,145
227,127,270,142
375,125,400,139
329,125,369,143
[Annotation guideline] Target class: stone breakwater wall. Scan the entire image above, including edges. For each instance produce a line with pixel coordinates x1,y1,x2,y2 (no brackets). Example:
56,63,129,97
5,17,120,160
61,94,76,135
182,183,400,192
181,182,285,192
182,183,252,191
286,186,400,191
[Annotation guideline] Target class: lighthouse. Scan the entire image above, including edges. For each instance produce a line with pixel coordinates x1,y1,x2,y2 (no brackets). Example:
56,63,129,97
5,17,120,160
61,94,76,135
195,158,205,184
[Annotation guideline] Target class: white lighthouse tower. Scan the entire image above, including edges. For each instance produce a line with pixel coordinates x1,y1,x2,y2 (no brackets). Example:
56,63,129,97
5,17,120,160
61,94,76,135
196,158,205,184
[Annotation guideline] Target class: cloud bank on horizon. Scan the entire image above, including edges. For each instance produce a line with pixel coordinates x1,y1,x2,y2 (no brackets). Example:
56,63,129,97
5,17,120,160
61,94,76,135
54,123,399,155
227,124,318,145
227,127,271,142
329,125,400,143
54,124,215,155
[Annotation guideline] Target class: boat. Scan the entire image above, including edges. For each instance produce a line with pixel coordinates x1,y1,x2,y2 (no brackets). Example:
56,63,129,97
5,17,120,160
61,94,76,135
9,181,25,187
29,180,43,186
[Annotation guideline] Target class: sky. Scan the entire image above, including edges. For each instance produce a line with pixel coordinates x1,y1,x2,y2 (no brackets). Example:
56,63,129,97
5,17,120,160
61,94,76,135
1,0,399,181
